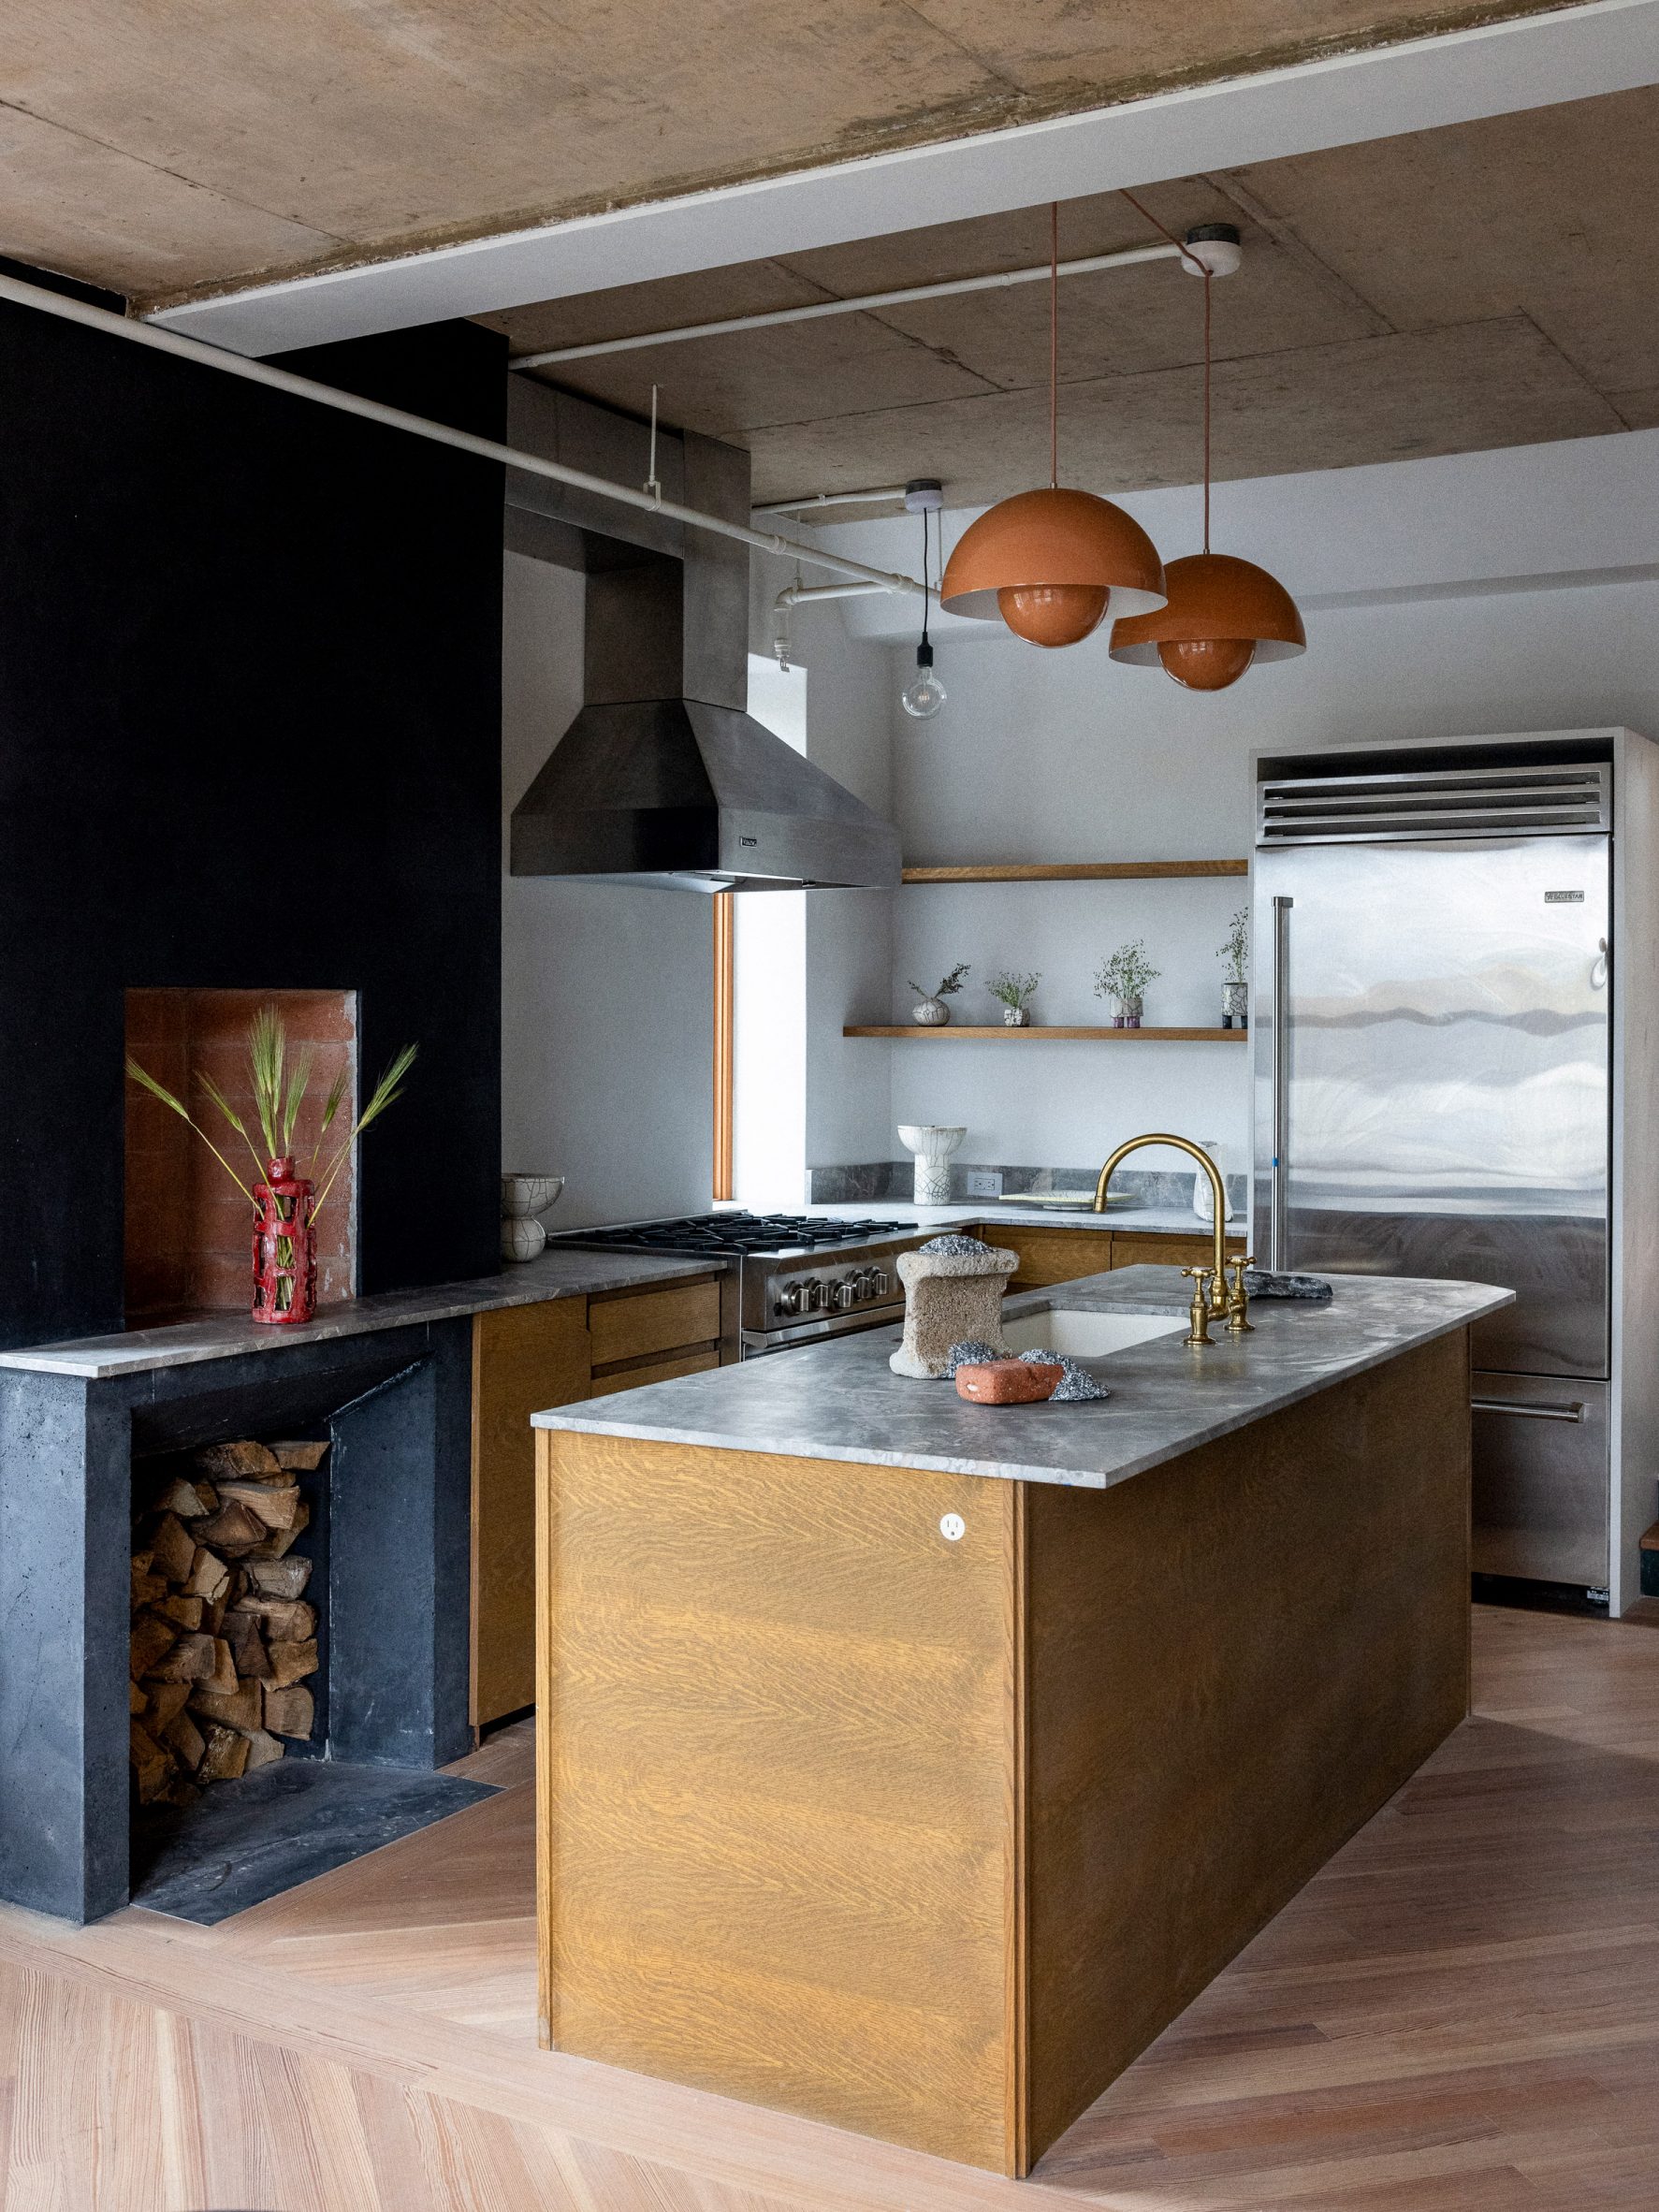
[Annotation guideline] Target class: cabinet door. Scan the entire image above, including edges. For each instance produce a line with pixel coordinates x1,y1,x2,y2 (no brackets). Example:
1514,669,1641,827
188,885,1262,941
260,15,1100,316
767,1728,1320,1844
472,1299,591,1727
982,1226,1115,1290
1110,1230,1244,1272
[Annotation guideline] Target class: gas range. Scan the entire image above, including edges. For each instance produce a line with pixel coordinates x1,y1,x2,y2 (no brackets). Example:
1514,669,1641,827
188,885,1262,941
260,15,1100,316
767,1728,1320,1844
550,1212,928,1356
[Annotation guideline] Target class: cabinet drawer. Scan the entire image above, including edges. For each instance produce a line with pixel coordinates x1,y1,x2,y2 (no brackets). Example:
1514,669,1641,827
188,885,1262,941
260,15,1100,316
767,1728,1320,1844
588,1277,722,1368
982,1225,1113,1291
1111,1230,1244,1272
589,1347,720,1399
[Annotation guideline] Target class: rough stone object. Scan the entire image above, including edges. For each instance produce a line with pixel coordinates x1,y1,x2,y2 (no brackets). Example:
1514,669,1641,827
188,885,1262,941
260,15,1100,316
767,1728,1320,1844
1015,1347,1112,1403
956,1359,1063,1404
889,1241,1019,1379
1244,1268,1333,1302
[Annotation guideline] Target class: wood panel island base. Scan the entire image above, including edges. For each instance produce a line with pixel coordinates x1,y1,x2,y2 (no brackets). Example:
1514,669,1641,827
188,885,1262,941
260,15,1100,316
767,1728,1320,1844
532,1268,1510,2177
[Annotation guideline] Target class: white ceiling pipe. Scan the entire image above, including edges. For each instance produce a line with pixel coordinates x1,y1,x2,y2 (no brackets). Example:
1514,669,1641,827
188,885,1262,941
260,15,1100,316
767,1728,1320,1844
776,580,888,604
509,240,1182,370
0,270,925,601
754,487,910,516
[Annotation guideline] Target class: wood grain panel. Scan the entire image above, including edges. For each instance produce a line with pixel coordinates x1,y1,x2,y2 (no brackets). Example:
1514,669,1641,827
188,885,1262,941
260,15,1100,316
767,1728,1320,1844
978,1225,1115,1291
1021,1329,1472,2162
843,1026,1247,1041
588,1346,720,1396
537,1430,1024,2172
470,1300,591,1728
1109,1229,1245,1272
587,1278,721,1367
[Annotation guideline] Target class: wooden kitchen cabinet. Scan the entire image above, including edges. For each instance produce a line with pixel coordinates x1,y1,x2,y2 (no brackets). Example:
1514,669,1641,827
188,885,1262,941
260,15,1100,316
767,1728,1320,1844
471,1298,592,1727
471,1271,726,1727
1111,1229,1246,1273
968,1221,1245,1289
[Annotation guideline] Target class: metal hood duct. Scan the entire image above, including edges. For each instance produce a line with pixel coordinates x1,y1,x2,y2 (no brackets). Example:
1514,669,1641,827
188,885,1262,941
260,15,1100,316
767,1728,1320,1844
509,403,900,894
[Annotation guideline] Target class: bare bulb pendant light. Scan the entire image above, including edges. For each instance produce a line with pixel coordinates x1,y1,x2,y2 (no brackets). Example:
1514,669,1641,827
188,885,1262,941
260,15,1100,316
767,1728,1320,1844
941,205,1165,648
1109,200,1304,691
901,506,947,718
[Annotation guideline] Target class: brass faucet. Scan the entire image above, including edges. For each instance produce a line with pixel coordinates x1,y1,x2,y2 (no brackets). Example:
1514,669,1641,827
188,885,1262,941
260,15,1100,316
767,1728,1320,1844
1094,1133,1241,1335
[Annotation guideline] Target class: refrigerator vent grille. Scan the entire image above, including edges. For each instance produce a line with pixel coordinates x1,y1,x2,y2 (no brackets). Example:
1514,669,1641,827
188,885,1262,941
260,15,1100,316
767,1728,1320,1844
1258,762,1610,845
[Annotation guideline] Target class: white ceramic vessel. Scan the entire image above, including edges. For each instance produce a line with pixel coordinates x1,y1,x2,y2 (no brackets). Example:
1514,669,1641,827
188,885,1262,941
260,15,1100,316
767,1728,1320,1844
896,1123,966,1206
502,1173,565,1218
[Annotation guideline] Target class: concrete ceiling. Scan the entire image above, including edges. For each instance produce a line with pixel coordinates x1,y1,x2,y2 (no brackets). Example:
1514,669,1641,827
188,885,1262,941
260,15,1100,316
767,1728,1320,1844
488,87,1658,505
0,0,1607,312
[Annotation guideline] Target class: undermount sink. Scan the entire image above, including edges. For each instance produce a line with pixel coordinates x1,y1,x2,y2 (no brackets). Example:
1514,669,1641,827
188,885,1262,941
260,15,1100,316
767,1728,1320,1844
1000,1308,1188,1360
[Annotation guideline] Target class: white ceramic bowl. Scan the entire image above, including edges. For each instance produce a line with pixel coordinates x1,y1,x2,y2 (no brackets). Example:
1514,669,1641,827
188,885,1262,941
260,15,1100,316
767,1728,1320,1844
896,1125,966,1163
502,1173,565,1219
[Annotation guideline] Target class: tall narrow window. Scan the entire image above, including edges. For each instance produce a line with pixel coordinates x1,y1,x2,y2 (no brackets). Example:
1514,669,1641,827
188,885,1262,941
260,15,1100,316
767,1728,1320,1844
712,892,735,1201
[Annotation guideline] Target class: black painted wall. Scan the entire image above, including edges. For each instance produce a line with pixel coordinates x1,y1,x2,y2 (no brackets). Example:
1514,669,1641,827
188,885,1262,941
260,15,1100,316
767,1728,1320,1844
0,294,506,1346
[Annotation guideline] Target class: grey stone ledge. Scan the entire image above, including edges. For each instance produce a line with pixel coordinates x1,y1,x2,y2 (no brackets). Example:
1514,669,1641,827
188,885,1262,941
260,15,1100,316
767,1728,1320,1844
533,1266,1513,1493
0,1250,728,1379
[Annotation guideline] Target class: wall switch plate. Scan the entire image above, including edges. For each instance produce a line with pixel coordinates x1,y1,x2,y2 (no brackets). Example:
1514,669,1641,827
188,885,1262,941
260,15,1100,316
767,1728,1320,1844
964,1170,1003,1199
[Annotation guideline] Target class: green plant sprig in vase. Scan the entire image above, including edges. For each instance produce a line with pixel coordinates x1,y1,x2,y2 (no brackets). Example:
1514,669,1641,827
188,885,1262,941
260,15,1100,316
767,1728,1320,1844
1217,906,1249,1028
126,1002,417,1323
986,969,1041,1027
909,962,970,1027
1094,940,1159,1028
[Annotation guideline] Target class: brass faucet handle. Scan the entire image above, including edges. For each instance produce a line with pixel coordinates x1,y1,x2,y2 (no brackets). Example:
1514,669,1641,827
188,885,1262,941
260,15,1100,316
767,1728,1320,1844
1225,1253,1256,1334
1181,1265,1215,1346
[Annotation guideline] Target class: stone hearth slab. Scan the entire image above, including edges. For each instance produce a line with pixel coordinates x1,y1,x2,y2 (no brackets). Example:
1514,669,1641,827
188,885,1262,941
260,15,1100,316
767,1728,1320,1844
129,1760,499,1925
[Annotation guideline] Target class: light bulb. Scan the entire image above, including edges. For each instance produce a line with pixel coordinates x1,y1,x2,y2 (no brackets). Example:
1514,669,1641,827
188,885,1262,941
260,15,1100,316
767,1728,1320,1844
900,641,946,720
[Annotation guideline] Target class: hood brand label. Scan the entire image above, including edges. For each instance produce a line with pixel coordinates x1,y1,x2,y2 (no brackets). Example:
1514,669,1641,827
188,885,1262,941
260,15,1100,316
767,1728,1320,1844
1544,890,1585,903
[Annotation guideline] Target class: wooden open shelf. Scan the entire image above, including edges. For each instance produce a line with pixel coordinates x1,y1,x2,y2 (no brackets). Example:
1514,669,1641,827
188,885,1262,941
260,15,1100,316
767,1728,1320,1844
900,860,1247,884
843,1025,1248,1041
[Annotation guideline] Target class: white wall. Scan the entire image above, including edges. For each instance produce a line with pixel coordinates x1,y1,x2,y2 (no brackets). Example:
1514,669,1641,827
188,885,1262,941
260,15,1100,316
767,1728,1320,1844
501,551,713,1230
767,431,1659,1186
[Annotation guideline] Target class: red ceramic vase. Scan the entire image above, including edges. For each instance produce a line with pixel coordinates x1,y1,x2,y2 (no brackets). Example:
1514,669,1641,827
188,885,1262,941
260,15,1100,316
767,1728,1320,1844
252,1156,317,1325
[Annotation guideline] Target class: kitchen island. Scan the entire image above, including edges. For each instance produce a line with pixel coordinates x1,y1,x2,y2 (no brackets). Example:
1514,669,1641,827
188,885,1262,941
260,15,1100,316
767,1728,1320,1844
531,1264,1510,2176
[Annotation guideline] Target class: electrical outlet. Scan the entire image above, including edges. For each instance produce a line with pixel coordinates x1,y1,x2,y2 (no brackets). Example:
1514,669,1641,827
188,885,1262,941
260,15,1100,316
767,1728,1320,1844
964,1169,1003,1200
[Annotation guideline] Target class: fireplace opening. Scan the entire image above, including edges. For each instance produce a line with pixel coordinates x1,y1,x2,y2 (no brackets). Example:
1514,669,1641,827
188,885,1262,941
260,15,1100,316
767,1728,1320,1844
124,988,358,1326
128,1434,328,1810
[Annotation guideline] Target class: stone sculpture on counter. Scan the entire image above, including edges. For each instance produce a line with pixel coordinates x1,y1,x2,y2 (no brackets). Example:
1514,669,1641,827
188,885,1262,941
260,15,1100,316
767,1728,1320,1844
889,1234,1018,1378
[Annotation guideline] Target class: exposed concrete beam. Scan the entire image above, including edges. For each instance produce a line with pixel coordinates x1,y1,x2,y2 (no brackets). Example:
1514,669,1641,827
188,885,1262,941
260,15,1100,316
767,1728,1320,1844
149,0,1659,358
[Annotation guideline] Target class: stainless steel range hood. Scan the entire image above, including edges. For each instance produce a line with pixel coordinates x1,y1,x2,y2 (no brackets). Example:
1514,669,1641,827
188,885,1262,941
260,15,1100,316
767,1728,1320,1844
508,393,901,894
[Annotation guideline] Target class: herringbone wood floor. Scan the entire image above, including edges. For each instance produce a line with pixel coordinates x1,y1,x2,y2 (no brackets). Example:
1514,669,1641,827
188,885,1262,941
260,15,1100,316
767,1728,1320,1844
1,1605,1655,2209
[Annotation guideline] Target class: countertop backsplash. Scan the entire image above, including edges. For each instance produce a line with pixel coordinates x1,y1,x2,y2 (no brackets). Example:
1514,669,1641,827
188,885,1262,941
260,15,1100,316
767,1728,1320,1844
808,1160,1249,1214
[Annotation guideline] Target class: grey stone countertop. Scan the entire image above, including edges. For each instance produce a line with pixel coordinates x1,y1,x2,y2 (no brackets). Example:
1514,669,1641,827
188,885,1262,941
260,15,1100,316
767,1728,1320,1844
532,1265,1513,1492
0,1249,728,1380
795,1201,1240,1239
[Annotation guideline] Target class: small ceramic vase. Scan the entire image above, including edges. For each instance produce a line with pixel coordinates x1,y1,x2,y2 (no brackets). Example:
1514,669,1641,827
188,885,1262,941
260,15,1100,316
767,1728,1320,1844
896,1123,966,1205
912,997,950,1026
1002,1005,1030,1026
500,1172,565,1262
1111,995,1143,1030
1222,982,1248,1029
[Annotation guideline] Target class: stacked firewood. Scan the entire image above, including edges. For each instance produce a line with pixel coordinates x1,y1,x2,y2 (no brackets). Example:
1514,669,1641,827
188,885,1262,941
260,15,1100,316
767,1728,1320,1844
129,1438,326,1806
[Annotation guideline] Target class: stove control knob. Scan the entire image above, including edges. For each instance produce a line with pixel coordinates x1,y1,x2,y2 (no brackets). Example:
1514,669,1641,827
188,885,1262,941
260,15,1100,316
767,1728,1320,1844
832,1277,859,1312
779,1277,817,1317
866,1268,891,1299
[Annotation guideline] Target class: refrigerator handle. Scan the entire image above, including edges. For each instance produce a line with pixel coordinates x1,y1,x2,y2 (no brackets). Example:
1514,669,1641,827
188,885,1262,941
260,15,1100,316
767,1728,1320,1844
1270,895,1293,1273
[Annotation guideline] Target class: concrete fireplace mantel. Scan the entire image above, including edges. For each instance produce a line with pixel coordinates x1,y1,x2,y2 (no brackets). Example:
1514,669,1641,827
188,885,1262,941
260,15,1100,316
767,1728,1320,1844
0,1248,723,1377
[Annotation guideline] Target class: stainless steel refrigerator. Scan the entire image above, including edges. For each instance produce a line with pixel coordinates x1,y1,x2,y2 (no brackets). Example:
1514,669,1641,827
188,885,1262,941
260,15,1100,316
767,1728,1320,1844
1252,755,1613,1593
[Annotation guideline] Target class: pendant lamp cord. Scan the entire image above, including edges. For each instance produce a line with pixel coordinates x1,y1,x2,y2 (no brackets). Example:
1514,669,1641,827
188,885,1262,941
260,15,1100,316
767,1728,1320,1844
920,508,933,648
1120,189,1214,553
1049,201,1059,490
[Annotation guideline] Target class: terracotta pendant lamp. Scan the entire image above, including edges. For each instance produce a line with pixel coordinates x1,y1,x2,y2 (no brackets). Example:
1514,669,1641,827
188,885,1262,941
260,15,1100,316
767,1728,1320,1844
1110,203,1304,691
940,207,1165,648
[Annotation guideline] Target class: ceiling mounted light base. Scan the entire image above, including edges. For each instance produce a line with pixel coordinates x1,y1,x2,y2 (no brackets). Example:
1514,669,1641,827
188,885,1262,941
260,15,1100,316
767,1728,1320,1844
941,488,1166,648
1109,552,1304,691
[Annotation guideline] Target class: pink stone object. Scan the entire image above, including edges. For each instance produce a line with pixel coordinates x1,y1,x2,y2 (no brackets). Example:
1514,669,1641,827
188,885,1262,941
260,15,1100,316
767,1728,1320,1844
954,1360,1063,1405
